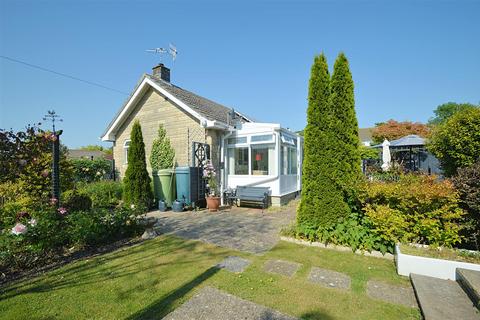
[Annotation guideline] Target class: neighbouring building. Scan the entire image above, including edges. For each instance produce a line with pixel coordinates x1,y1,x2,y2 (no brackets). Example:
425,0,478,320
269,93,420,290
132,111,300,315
101,64,303,206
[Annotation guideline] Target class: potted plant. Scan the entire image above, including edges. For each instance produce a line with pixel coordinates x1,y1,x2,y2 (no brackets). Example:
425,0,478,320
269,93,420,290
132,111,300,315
203,160,220,211
150,124,176,208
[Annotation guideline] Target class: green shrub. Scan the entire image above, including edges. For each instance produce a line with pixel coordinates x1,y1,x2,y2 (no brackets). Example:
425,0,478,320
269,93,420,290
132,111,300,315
452,160,480,249
289,211,390,253
66,207,141,246
0,204,143,272
150,124,176,171
123,120,153,209
78,181,123,208
71,158,112,183
428,107,480,176
360,175,465,247
62,189,92,211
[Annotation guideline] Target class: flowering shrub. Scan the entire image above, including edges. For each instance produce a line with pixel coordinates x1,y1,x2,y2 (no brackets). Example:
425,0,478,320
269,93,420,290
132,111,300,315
203,160,218,196
0,194,143,273
71,158,112,183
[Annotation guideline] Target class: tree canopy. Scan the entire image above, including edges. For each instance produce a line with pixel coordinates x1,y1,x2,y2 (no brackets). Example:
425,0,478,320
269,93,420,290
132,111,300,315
428,107,480,177
428,102,479,126
371,119,430,145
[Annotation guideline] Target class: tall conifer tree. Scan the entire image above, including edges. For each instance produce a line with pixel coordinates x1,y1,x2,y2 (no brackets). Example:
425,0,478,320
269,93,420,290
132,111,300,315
330,53,361,208
123,120,153,209
298,54,349,227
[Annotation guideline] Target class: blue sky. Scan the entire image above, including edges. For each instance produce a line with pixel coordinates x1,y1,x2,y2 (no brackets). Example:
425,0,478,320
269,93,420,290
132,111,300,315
1,0,479,148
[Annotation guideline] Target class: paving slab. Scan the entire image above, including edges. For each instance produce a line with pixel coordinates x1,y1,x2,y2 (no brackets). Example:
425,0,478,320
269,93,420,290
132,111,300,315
216,256,252,273
163,286,297,320
410,273,480,320
307,267,351,290
150,207,295,254
366,280,417,308
264,259,301,277
457,268,480,309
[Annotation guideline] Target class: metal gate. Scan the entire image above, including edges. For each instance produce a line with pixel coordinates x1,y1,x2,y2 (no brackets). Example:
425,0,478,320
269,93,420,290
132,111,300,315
191,142,210,208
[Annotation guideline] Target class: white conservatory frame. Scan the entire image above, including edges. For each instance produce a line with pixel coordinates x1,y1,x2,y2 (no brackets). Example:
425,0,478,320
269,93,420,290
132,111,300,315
220,122,303,206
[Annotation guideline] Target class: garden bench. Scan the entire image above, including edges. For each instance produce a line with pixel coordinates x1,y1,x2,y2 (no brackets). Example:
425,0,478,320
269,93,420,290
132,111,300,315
235,186,270,212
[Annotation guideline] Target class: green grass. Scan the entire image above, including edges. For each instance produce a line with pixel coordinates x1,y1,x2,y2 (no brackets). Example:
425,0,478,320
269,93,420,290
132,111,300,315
0,235,420,320
400,244,480,264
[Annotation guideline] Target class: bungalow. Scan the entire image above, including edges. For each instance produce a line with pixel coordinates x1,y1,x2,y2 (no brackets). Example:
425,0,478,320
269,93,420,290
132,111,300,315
101,64,303,206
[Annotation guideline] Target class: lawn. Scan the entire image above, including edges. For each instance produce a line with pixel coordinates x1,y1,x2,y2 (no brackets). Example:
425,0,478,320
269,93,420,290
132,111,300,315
0,235,420,319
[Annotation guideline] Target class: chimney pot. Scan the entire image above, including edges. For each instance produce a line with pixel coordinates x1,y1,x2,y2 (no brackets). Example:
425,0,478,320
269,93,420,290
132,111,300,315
152,63,170,82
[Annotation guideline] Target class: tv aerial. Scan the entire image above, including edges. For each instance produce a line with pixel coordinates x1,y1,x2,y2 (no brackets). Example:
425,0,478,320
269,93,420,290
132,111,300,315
146,43,178,63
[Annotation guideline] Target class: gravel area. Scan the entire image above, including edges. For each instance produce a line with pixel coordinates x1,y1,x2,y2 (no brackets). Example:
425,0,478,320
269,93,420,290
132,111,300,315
307,267,351,290
150,206,295,254
366,280,418,308
264,259,302,277
163,286,297,320
216,256,252,273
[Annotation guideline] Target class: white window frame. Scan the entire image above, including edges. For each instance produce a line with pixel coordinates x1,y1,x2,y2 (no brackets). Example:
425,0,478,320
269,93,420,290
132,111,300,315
124,140,130,164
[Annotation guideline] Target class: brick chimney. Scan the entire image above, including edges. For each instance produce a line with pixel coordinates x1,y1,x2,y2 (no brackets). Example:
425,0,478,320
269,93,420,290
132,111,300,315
152,63,170,82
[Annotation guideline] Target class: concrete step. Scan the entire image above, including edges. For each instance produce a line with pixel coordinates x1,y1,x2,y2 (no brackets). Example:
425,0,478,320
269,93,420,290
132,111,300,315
457,268,480,310
410,273,480,320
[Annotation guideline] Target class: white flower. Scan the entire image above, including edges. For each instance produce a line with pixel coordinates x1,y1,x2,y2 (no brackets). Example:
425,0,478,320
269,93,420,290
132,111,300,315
11,223,27,235
28,218,37,227
130,204,136,209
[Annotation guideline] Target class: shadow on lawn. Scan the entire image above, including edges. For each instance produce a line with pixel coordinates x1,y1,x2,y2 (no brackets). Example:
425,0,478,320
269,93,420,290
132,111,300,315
0,237,223,301
125,266,220,320
300,311,335,320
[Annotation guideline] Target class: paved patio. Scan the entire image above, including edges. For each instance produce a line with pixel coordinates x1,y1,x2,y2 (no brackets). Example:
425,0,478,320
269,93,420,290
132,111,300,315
149,206,296,254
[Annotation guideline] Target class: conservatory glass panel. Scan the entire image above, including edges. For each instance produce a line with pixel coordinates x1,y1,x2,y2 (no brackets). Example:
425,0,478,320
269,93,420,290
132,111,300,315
251,134,274,143
227,147,248,175
251,144,275,175
227,137,247,145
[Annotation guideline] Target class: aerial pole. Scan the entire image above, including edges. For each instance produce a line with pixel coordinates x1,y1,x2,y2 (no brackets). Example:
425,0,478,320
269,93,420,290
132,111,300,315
43,110,63,204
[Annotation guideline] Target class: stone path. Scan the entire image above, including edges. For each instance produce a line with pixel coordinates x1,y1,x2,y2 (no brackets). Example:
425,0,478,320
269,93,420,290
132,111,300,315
217,256,252,273
264,259,302,277
150,206,295,254
163,286,297,320
308,267,351,290
366,280,418,308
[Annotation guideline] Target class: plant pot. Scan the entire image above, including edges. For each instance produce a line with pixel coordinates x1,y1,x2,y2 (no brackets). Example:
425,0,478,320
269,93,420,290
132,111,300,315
206,196,220,212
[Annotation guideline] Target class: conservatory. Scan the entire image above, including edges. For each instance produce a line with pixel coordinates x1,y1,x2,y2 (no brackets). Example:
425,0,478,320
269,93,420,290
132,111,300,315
219,122,303,206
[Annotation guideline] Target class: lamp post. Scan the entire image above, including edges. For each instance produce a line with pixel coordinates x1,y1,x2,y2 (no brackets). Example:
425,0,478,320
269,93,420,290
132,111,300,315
43,110,63,204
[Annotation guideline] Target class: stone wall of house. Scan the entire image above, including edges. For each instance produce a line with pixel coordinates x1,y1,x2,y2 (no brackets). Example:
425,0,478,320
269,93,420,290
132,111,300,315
113,87,207,178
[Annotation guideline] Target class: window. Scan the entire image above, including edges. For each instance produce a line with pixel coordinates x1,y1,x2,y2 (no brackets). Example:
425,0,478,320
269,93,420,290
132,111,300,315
250,134,274,143
281,146,297,175
124,140,130,164
227,147,248,175
281,133,296,146
251,144,275,175
227,136,247,145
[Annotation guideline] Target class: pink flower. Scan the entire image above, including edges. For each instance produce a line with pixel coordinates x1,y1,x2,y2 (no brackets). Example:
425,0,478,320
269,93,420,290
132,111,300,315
50,197,58,205
11,223,27,235
41,170,50,178
58,207,68,216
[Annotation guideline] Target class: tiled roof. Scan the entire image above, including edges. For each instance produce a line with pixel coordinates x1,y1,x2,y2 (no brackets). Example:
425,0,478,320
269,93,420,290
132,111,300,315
67,149,111,160
358,127,374,142
146,74,250,124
